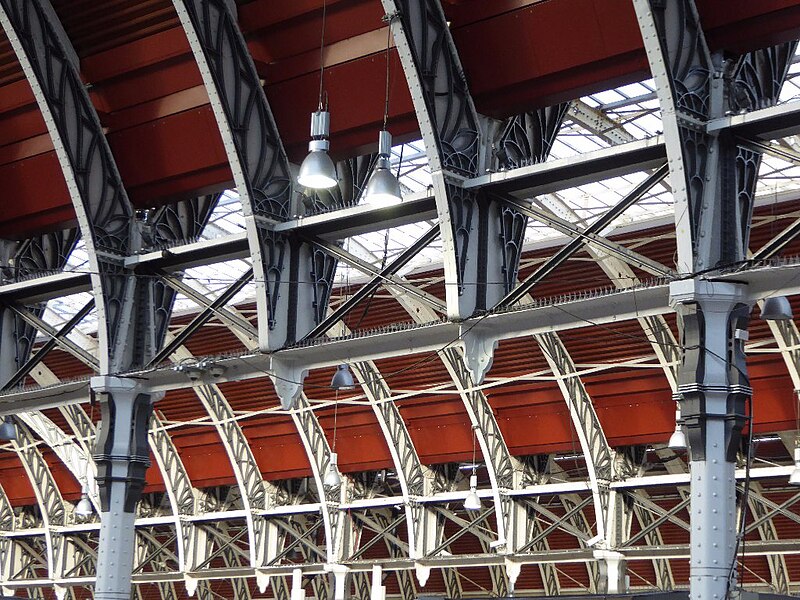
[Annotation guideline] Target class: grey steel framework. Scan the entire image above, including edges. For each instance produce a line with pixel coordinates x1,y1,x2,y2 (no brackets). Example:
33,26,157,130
0,0,798,598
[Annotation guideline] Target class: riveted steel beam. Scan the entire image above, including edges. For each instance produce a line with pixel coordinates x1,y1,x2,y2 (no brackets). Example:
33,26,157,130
634,3,798,599
172,0,342,358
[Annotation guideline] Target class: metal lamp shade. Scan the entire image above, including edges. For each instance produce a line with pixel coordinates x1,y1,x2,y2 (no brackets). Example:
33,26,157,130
76,493,93,517
0,417,16,441
668,427,687,450
324,452,342,487
761,296,793,321
463,474,482,511
667,407,686,449
298,111,338,189
365,158,402,206
298,150,338,189
791,448,800,486
331,364,355,390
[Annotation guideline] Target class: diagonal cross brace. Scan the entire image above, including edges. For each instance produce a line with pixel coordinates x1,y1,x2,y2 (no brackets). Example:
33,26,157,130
7,302,98,371
304,225,440,339
307,235,446,314
499,163,670,307
2,299,95,390
157,271,257,341
501,195,675,278
147,268,254,368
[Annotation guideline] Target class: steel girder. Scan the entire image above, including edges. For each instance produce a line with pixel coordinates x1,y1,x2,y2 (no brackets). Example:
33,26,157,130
11,422,66,583
633,3,798,599
22,353,220,599
349,355,439,571
633,1,797,274
382,283,525,593
567,100,638,146
172,0,340,369
166,3,436,586
540,199,679,589
6,468,800,594
0,2,221,596
746,482,791,594
385,0,549,321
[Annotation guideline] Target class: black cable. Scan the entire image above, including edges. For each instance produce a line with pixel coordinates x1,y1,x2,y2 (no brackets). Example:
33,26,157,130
317,0,327,110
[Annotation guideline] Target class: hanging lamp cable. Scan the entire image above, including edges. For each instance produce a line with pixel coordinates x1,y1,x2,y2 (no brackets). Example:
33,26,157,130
382,20,392,130
332,388,339,453
317,0,327,110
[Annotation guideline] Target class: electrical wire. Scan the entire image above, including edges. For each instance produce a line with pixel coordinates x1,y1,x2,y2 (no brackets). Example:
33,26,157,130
382,17,392,130
317,0,327,111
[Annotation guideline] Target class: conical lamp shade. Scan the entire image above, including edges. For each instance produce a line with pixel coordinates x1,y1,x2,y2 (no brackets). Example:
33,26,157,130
365,159,402,206
324,452,341,487
668,427,686,450
331,364,355,390
298,111,338,189
0,417,16,442
464,474,482,510
761,296,793,321
298,150,337,189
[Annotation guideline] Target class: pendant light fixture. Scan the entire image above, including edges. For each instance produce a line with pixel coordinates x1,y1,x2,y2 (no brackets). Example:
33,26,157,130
464,426,482,511
331,364,355,390
324,452,342,488
324,378,343,488
75,486,93,518
0,416,16,442
364,20,402,206
667,404,686,450
298,0,337,190
760,295,793,321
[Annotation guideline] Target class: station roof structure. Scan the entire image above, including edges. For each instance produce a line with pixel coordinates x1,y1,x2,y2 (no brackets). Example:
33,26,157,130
2,1,800,599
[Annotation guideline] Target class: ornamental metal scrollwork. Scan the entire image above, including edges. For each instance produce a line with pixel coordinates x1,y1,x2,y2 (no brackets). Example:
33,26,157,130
677,126,711,255
135,195,221,364
0,229,79,382
181,0,293,220
0,229,78,283
143,194,220,249
649,0,712,120
396,0,480,177
499,205,527,295
495,104,568,295
310,247,337,326
259,228,287,331
447,184,476,297
729,42,799,113
495,104,569,170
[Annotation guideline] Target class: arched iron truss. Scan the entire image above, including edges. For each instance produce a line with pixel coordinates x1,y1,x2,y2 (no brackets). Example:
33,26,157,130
0,0,798,598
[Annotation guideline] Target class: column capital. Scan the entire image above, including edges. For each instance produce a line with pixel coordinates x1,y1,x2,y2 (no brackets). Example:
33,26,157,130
90,375,140,395
669,278,748,308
